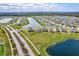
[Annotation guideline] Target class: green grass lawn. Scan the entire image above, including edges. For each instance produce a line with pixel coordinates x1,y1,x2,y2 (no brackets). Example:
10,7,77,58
0,27,12,56
0,45,4,56
11,17,29,29
21,30,79,56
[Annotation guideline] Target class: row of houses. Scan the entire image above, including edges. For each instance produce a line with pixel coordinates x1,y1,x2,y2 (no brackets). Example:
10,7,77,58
35,16,79,28
16,17,26,25
26,26,79,33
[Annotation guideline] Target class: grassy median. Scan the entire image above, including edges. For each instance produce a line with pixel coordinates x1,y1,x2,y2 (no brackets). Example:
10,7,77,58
0,27,12,56
0,45,4,56
19,31,40,56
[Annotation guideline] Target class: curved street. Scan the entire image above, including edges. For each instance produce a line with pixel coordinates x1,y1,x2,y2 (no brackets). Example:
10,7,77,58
5,27,24,56
7,25,34,56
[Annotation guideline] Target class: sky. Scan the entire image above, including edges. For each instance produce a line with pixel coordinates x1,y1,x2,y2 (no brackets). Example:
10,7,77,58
0,3,79,12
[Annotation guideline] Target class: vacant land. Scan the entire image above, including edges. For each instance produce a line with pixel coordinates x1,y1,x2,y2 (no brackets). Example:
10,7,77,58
21,30,79,55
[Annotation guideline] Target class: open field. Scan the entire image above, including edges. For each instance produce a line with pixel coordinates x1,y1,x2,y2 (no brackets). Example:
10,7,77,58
21,30,79,55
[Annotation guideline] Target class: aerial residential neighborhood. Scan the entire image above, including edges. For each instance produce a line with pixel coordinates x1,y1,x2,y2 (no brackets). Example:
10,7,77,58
0,15,79,56
0,3,79,56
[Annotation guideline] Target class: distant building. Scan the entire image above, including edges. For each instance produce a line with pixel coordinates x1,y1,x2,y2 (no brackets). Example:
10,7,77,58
61,28,67,33
53,27,57,32
48,27,52,32
65,26,71,34
70,27,76,33
42,27,48,32
27,27,34,32
61,25,68,33
48,27,56,33
16,17,25,25
35,28,41,32
76,28,79,33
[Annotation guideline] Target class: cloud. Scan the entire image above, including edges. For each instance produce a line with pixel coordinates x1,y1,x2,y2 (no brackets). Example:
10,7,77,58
0,3,78,12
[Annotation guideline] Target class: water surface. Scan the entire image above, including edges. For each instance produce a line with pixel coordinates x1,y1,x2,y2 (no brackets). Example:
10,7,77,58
23,17,42,29
46,39,79,56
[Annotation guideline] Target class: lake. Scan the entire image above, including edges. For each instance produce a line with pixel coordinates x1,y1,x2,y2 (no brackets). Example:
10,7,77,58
23,17,43,29
46,39,79,56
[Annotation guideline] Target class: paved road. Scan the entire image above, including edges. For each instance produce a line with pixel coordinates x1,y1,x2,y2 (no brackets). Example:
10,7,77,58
7,25,34,56
5,27,24,56
20,29,40,54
